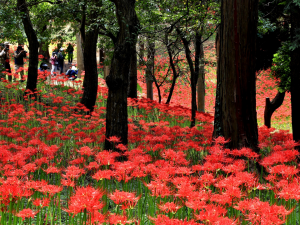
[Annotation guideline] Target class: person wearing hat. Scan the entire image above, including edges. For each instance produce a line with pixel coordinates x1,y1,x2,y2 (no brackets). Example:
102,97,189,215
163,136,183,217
39,62,49,73
57,48,65,74
14,45,27,82
66,65,78,80
0,42,12,81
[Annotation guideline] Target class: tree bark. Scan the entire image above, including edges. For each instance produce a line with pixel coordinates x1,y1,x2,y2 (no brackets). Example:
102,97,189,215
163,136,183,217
177,29,201,128
17,0,39,94
213,0,259,152
139,37,144,66
290,3,300,148
127,47,137,98
80,29,99,112
165,33,178,105
146,38,154,100
105,0,139,152
264,91,285,128
197,39,205,112
76,32,84,78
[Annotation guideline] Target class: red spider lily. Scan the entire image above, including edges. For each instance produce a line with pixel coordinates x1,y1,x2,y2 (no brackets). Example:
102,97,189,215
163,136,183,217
44,166,62,174
95,150,120,165
106,136,121,143
33,197,50,207
63,165,85,180
108,213,134,224
92,169,114,181
77,146,94,156
64,186,105,215
109,190,140,208
234,197,292,224
149,215,200,225
157,201,182,214
16,208,37,221
38,184,63,196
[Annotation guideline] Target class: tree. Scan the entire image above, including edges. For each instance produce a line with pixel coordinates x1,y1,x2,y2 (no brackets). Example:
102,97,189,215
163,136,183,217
213,0,259,152
290,2,300,147
79,0,102,111
105,0,139,152
17,0,39,94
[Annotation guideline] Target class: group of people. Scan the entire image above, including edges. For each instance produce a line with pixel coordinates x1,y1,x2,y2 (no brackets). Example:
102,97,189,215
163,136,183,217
50,43,75,77
0,42,27,82
0,41,77,82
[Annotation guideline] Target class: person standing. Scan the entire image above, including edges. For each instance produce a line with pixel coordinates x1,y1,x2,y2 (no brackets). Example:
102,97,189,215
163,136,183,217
50,52,58,76
14,45,27,82
57,48,65,74
66,43,74,64
0,42,11,81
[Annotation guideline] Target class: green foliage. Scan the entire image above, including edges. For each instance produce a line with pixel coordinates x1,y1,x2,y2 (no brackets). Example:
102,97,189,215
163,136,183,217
257,17,276,38
271,42,291,92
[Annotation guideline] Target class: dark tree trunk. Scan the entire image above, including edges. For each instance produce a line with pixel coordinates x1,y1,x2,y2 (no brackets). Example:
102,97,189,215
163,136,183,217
146,39,154,100
139,38,144,66
264,91,285,128
177,29,201,128
152,74,161,103
213,0,259,152
80,29,99,112
17,0,39,94
290,3,300,148
128,48,137,98
105,0,139,152
165,33,178,105
197,39,205,112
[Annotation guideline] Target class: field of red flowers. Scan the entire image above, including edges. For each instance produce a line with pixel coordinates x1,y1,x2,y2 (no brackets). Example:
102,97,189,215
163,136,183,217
0,45,297,224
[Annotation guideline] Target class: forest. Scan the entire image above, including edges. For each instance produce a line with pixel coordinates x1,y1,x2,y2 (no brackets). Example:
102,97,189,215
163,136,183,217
0,0,300,224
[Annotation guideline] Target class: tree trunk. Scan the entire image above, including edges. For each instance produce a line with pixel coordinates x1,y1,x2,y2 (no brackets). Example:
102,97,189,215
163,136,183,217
146,38,154,100
128,47,137,98
213,0,259,152
17,0,39,94
177,29,201,128
197,39,205,112
139,37,144,66
165,33,178,105
105,0,139,152
80,29,99,112
76,32,84,78
264,91,285,128
290,3,300,148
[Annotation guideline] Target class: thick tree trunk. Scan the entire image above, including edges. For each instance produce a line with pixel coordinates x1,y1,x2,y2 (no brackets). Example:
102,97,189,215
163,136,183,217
213,0,259,152
197,39,205,112
264,91,285,128
290,3,300,148
76,32,85,78
105,0,139,152
17,0,39,94
80,29,99,112
146,39,154,100
128,48,137,98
